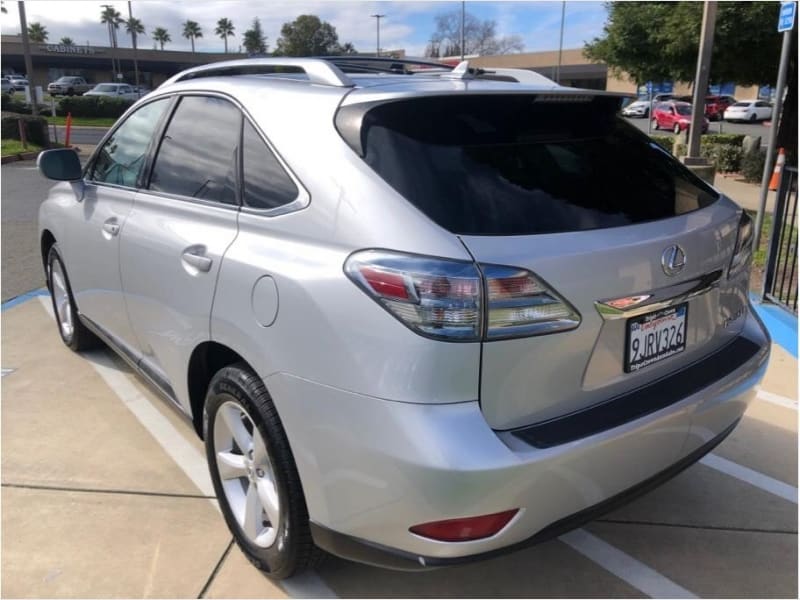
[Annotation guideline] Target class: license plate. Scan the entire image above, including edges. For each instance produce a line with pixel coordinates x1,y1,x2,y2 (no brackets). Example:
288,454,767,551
625,303,687,373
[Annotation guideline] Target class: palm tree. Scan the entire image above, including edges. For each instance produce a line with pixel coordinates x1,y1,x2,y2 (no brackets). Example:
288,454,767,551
125,16,145,49
27,22,48,42
100,6,123,49
60,37,75,46
215,18,234,53
182,20,202,52
152,27,171,50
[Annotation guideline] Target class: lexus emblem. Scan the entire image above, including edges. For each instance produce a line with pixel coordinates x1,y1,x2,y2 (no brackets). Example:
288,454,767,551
661,245,686,276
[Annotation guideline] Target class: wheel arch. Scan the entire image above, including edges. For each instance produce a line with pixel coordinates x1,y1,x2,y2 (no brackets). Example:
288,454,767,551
187,341,257,439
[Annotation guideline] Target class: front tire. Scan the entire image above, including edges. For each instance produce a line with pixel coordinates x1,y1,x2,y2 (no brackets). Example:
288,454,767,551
204,364,322,579
652,118,659,130
749,113,757,122
673,123,682,135
46,244,100,351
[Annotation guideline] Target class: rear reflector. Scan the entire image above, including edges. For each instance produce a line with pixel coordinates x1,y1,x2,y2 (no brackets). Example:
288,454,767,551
409,509,519,542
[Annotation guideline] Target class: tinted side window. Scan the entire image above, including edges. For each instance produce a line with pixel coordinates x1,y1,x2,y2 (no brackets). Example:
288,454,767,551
149,96,241,205
91,98,169,187
242,120,298,210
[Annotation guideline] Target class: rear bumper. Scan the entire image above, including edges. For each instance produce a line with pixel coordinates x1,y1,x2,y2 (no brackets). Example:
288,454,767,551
266,309,769,568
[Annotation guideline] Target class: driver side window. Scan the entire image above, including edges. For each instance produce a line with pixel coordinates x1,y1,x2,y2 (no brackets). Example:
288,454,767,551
90,98,170,188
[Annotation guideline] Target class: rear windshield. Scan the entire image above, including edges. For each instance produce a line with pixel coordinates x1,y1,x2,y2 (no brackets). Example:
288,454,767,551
349,95,718,235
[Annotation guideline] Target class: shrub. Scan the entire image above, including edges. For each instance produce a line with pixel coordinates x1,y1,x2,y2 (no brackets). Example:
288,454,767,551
741,149,766,183
1,111,50,147
701,143,743,173
0,93,48,115
57,95,133,118
649,135,675,154
702,133,745,147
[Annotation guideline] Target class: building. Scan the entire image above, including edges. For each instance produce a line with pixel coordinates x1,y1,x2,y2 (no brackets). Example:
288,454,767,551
1,35,231,89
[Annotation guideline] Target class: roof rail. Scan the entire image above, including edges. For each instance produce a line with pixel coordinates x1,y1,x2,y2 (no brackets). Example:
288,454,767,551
162,58,355,88
476,68,559,88
321,55,452,74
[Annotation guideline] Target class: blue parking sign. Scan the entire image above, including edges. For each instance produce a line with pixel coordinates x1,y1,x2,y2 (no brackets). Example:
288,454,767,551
778,1,795,32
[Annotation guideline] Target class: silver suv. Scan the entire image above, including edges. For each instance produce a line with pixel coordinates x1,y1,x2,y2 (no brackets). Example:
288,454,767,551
37,57,769,579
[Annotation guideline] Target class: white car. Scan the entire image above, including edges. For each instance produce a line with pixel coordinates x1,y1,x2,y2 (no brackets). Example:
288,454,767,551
1,77,14,94
621,99,650,118
84,83,138,101
8,74,28,91
723,100,772,123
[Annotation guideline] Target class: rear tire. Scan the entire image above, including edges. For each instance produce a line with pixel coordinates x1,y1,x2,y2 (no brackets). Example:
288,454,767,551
46,244,101,351
204,363,323,580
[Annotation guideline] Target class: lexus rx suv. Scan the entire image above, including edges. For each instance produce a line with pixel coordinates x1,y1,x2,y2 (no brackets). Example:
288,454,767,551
37,57,769,579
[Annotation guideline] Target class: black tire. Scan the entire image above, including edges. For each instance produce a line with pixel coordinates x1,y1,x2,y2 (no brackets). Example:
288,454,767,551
652,118,659,130
749,113,757,122
67,88,75,96
643,107,649,118
673,123,681,135
204,363,323,579
46,244,101,351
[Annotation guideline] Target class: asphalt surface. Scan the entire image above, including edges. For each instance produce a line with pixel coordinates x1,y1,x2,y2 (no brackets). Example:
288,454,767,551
54,125,106,145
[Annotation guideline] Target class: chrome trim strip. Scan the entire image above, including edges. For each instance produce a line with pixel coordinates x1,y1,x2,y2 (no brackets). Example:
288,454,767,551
595,270,723,320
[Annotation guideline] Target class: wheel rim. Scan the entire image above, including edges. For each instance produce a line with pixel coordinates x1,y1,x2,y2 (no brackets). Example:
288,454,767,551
214,401,281,548
50,259,74,339
652,119,658,130
674,124,681,134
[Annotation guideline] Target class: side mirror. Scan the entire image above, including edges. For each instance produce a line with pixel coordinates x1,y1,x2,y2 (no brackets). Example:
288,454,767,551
38,149,82,181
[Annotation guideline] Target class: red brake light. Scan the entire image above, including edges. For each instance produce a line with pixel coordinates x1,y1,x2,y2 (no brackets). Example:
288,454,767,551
358,265,411,300
409,509,519,542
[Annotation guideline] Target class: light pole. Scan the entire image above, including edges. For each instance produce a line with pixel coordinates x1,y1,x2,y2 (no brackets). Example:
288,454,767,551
371,14,385,57
556,1,566,83
460,0,465,60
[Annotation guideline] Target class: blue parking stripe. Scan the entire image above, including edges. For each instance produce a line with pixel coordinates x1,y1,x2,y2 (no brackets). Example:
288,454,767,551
1,288,49,312
751,295,798,358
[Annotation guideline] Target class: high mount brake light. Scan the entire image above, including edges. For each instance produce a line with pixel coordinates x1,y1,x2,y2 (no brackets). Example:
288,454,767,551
728,211,754,278
344,250,581,341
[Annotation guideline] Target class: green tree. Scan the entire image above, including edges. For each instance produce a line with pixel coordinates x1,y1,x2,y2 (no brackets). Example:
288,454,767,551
125,16,145,49
152,27,171,50
340,42,357,55
182,20,202,53
60,37,74,46
215,17,235,53
242,18,267,55
274,14,342,56
27,22,48,42
100,5,123,49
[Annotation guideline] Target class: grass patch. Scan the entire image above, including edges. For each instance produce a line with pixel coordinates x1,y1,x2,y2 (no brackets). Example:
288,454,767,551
1,138,42,156
45,115,117,127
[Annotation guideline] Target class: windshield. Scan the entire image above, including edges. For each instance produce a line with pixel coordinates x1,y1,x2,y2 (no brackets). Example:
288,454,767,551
56,77,75,83
93,84,117,92
675,104,692,116
350,95,718,235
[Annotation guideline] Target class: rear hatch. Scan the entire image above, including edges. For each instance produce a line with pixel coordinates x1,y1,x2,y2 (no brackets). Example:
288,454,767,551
338,90,750,430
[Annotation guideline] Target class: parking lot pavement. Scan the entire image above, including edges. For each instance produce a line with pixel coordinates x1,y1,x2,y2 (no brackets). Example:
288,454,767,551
1,295,797,598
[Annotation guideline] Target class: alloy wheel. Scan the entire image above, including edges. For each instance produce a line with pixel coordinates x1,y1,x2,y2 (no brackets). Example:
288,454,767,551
50,259,74,340
213,401,281,548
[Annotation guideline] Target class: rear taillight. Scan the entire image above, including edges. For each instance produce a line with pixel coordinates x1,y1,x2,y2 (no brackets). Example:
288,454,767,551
483,265,580,339
728,211,754,278
409,509,519,542
344,250,580,341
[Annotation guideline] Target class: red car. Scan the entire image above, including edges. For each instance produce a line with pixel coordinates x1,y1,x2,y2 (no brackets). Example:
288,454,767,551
652,101,709,134
705,95,737,121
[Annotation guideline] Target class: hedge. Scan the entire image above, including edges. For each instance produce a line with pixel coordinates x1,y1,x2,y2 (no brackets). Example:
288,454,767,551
0,93,48,116
57,95,134,118
741,149,766,183
1,111,50,147
649,135,674,153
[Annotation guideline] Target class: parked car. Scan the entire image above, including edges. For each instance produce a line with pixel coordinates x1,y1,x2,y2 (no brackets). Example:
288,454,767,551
621,98,650,118
705,95,737,121
724,100,773,123
8,74,28,91
1,77,14,95
652,101,709,134
47,76,92,96
84,83,139,101
36,57,769,579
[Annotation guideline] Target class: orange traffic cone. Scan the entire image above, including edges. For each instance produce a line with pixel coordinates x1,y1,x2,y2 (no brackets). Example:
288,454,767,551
769,147,786,191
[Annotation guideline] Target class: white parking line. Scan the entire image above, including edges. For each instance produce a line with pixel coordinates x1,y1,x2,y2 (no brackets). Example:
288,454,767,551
701,454,798,504
560,529,697,598
37,296,338,599
756,388,798,410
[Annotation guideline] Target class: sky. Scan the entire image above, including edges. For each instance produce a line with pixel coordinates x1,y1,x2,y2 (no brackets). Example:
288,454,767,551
0,0,608,56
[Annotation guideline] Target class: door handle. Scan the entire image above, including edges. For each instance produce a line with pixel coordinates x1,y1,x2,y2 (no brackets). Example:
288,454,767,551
181,247,213,272
102,219,120,236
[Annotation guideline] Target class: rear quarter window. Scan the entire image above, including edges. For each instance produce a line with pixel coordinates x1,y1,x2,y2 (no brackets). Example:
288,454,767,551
343,95,718,235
